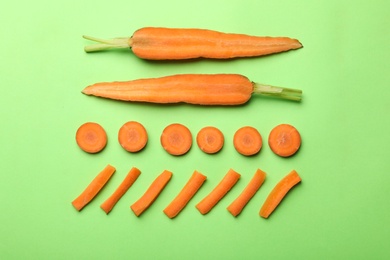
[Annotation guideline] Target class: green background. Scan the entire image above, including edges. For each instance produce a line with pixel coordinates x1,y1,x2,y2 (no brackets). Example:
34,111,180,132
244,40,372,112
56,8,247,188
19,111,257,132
1,0,389,259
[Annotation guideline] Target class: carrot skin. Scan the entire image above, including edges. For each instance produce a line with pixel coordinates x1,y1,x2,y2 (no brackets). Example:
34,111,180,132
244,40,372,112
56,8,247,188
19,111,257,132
130,170,172,217
164,171,207,218
100,167,141,214
227,169,266,217
196,169,241,215
72,165,116,211
259,170,301,218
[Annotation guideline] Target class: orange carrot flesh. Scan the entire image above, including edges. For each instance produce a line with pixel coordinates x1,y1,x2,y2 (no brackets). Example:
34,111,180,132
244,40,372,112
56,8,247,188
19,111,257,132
160,123,192,156
82,74,302,105
196,126,224,154
227,169,266,217
259,170,301,219
118,121,148,152
163,171,207,218
100,167,141,214
233,126,263,156
72,164,116,211
196,169,241,215
75,122,107,153
130,170,172,217
268,124,301,157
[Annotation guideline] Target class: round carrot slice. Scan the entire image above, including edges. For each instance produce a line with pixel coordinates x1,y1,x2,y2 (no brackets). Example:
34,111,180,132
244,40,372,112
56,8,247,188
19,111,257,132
268,124,301,157
161,123,192,156
118,121,148,152
76,122,107,153
233,126,262,156
196,126,224,154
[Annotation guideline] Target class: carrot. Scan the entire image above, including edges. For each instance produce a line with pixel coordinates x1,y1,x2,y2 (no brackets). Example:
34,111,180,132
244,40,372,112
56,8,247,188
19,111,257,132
196,169,241,215
100,167,141,214
72,164,116,211
163,171,207,218
196,126,224,154
259,170,301,218
83,27,302,60
118,121,148,152
227,169,266,217
160,123,192,156
75,122,107,153
130,170,172,217
233,126,263,156
82,74,302,105
268,124,301,157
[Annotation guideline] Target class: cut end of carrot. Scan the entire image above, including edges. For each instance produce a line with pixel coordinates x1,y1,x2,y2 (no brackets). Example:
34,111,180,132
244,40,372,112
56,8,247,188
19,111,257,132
161,123,192,156
196,126,224,154
118,121,148,152
75,122,107,153
233,126,262,156
268,124,301,157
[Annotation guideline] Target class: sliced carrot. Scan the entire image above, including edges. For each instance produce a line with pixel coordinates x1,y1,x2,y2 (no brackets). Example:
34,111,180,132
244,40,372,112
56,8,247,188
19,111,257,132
227,169,266,217
233,126,263,156
160,123,192,156
259,170,301,219
196,126,224,154
72,164,116,211
268,124,301,157
163,171,207,218
130,170,172,217
100,167,141,214
75,122,107,153
118,121,148,152
196,169,241,215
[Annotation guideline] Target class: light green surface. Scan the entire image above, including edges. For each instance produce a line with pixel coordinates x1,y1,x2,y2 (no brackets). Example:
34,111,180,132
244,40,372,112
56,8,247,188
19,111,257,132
1,0,389,259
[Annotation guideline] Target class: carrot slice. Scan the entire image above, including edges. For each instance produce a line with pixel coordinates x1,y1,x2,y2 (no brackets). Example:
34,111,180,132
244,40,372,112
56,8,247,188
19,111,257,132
227,169,266,217
118,121,148,152
259,170,301,218
268,124,301,157
76,122,107,153
196,169,241,215
163,171,207,218
196,126,224,154
130,170,172,217
100,167,141,214
72,164,116,211
233,126,262,156
160,123,192,156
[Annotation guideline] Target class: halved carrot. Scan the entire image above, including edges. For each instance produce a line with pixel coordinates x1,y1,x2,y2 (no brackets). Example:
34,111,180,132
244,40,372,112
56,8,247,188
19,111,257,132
82,74,302,105
100,167,141,214
72,164,116,211
268,124,301,157
163,171,207,218
259,170,301,219
118,121,148,152
83,27,302,60
196,169,241,215
196,126,224,154
227,169,266,217
233,126,263,156
76,122,107,153
130,170,172,217
160,123,192,156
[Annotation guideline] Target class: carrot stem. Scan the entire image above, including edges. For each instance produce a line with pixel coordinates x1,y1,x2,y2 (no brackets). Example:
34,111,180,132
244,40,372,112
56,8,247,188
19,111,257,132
83,35,130,52
253,82,302,102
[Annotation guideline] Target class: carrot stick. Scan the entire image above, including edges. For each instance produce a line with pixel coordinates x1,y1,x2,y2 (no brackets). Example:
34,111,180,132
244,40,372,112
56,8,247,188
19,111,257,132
130,170,172,217
118,121,148,152
196,126,224,154
83,27,302,60
233,126,263,156
82,74,302,105
196,169,241,215
100,167,141,214
163,171,207,218
72,164,116,211
259,170,301,219
227,169,266,217
75,122,107,153
268,124,301,157
160,123,192,156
